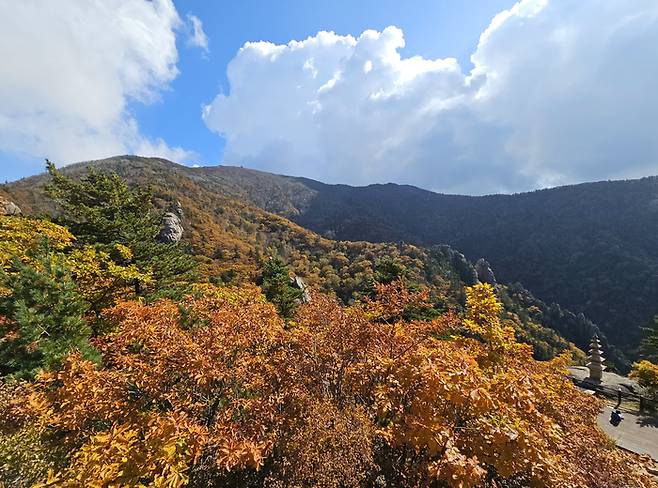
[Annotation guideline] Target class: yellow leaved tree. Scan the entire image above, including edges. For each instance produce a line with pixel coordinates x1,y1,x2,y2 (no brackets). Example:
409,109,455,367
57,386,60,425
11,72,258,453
1,282,655,487
0,216,74,270
630,360,658,398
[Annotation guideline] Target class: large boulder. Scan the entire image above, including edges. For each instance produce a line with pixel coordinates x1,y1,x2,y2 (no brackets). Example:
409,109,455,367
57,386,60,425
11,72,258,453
0,196,21,216
156,202,184,243
475,258,496,285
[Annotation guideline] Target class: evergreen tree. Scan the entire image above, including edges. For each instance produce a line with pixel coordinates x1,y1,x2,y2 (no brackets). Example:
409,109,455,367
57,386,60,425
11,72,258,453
260,257,302,319
374,257,407,285
0,245,97,379
45,161,196,298
45,160,154,246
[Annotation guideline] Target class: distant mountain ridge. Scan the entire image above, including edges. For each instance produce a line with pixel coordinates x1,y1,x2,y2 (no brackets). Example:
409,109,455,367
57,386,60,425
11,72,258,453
2,155,654,360
233,168,658,356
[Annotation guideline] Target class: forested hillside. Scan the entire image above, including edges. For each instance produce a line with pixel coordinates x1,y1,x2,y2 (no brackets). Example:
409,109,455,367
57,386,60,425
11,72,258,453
32,155,654,358
22,157,650,357
1,160,655,487
274,176,658,357
2,156,612,364
1,156,633,367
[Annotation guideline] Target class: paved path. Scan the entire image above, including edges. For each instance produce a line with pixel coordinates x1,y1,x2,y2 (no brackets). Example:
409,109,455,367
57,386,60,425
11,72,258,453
569,366,639,393
598,406,658,460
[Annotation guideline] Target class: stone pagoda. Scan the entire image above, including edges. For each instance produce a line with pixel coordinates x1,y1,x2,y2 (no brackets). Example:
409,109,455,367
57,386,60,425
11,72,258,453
586,334,606,382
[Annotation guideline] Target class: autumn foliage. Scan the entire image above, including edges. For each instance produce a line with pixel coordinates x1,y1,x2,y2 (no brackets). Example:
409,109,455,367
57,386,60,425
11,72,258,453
0,166,656,487
631,360,658,398
0,282,654,487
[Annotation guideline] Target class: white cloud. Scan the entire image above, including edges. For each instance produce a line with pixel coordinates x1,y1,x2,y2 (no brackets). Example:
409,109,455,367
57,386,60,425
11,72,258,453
203,0,658,194
0,0,194,168
187,14,209,53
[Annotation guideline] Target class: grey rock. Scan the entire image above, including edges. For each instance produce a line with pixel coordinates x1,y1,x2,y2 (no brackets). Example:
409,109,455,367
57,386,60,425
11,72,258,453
568,366,639,394
156,202,184,243
173,201,184,219
0,197,21,216
433,245,478,285
475,258,496,285
290,275,311,304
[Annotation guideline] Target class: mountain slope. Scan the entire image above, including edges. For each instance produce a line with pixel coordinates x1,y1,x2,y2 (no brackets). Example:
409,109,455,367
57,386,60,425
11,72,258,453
169,165,658,356
0,155,630,365
288,177,658,354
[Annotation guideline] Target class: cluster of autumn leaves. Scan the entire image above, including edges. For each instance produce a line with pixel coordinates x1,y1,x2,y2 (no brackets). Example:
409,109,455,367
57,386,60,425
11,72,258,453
1,276,656,486
0,217,151,309
0,166,657,487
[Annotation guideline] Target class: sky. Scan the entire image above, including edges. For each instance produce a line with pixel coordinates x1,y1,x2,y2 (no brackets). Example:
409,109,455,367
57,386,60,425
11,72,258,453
0,0,657,194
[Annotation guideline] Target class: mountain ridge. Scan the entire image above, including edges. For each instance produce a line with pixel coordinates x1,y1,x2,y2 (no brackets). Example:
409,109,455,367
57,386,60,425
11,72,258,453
229,166,658,354
2,155,654,361
7,154,657,205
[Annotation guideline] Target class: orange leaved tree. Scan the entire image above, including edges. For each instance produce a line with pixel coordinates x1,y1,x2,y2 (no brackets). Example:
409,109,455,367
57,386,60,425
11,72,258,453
3,282,655,487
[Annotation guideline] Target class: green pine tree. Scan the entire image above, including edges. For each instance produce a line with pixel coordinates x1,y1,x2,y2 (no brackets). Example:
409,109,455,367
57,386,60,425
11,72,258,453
260,257,303,320
0,245,98,379
374,257,407,285
45,161,196,298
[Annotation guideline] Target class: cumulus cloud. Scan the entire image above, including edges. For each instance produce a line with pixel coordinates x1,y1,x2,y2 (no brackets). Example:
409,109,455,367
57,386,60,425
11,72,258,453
0,0,194,168
203,0,658,194
187,14,209,53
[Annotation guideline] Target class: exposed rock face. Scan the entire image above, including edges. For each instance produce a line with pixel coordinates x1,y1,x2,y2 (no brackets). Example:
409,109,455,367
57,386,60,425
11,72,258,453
290,275,311,304
156,201,184,243
432,245,478,285
0,197,21,216
475,258,496,285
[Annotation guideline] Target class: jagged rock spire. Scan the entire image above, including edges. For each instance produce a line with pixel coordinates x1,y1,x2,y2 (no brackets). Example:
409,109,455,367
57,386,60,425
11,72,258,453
586,334,606,382
290,275,311,304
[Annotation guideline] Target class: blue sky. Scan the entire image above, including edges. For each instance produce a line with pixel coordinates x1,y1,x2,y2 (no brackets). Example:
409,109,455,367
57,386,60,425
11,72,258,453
1,0,657,193
135,0,514,174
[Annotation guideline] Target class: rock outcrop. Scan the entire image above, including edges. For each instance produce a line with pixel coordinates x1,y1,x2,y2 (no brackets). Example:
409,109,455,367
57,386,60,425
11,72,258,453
290,275,311,304
475,258,496,285
0,196,21,216
156,201,184,243
431,245,478,285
